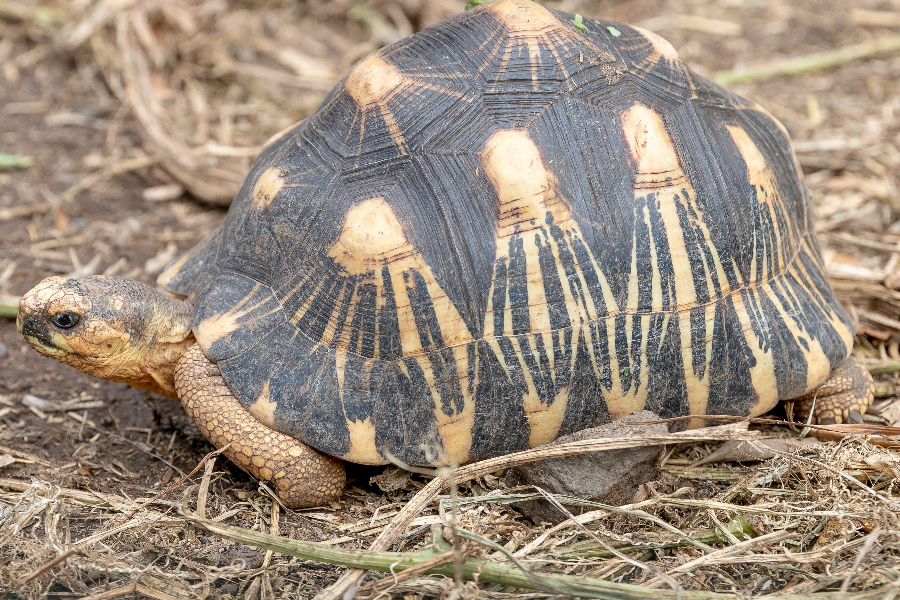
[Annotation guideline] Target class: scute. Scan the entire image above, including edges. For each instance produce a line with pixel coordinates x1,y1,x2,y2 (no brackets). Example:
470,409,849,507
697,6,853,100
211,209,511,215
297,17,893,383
173,0,855,466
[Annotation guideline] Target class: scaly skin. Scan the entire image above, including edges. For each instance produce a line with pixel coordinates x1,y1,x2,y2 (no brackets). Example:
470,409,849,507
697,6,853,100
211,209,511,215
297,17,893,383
792,356,875,425
176,344,345,508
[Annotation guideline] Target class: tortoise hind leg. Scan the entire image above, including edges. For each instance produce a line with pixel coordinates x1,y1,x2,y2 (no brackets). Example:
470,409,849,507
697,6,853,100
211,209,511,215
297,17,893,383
792,357,875,425
175,344,345,508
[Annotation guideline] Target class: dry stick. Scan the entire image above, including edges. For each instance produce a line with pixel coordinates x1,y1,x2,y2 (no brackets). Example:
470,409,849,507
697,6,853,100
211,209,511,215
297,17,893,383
643,530,796,589
313,423,757,600
714,33,900,85
532,485,683,597
837,528,881,600
355,550,457,598
76,583,138,600
196,455,217,519
17,447,228,585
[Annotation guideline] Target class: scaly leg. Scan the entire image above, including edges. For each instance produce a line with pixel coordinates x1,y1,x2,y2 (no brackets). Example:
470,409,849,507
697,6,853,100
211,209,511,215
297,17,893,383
792,357,875,425
175,344,345,508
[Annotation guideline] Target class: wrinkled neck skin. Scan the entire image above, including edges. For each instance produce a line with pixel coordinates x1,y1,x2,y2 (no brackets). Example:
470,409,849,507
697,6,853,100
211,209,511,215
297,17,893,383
54,293,195,400
79,294,195,399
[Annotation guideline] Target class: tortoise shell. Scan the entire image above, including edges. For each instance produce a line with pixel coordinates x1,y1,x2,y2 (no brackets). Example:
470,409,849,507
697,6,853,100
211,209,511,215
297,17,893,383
159,0,854,466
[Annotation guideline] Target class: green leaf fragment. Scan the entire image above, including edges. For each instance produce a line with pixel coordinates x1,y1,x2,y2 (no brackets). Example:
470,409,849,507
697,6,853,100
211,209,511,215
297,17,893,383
607,26,622,37
0,154,33,169
572,14,585,31
465,0,492,9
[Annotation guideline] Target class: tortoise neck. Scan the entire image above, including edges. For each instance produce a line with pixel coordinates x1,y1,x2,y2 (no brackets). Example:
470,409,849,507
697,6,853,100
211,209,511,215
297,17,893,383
136,293,195,399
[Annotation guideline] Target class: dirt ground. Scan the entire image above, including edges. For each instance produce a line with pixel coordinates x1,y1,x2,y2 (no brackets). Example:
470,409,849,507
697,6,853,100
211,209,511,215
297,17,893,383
2,0,900,598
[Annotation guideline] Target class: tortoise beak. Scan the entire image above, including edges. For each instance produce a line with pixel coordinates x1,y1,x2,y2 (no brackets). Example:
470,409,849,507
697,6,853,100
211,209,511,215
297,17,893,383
17,301,66,356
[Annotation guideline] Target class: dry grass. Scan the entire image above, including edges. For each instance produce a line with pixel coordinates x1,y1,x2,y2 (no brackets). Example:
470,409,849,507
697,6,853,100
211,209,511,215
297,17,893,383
3,0,900,598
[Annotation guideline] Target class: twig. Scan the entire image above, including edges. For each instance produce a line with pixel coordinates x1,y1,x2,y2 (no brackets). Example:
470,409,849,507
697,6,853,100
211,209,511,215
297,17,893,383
714,34,900,85
76,582,138,600
355,550,456,598
196,455,216,519
837,528,881,600
18,547,88,585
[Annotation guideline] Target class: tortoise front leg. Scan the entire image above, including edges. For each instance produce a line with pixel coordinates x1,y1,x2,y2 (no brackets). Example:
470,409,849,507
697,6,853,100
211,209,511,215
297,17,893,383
175,344,345,508
792,356,875,425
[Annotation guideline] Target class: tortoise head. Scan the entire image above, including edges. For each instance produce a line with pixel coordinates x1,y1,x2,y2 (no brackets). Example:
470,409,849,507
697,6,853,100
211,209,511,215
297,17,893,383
17,276,194,399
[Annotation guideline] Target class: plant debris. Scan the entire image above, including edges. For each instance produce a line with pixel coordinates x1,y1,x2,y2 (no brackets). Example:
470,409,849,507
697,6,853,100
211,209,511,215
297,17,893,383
2,0,900,597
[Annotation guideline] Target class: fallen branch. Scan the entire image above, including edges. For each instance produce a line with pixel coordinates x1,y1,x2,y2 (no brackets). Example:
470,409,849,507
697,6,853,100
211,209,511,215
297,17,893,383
715,34,900,85
189,513,891,600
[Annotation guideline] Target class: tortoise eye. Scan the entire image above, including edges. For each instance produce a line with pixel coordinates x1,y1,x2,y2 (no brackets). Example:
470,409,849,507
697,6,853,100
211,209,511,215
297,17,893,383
51,311,80,330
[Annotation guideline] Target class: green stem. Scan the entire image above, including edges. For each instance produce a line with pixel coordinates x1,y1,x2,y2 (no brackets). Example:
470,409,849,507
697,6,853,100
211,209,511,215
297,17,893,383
188,514,888,600
553,518,756,559
0,154,33,169
0,302,17,319
714,34,900,85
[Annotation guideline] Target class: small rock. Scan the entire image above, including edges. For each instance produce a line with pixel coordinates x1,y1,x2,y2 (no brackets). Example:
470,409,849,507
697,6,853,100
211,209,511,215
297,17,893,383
509,411,667,524
0,343,7,359
370,465,413,493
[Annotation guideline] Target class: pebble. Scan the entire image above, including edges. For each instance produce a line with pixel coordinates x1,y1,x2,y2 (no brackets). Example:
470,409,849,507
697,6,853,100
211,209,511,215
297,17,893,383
509,411,668,524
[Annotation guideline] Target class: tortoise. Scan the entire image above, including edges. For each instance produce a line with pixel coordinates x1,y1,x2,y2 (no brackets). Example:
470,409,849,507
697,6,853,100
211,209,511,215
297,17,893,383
18,0,874,508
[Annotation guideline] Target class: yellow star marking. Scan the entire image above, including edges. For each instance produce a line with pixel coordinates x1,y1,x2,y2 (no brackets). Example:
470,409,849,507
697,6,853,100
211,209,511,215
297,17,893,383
726,124,853,395
194,284,281,354
248,380,278,429
303,197,478,465
620,104,724,422
252,167,285,209
343,53,466,160
481,128,620,445
624,25,696,97
482,0,612,92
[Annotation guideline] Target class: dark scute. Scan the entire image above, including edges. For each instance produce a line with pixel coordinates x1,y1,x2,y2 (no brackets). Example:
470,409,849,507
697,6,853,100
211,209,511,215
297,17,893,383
559,329,611,437
375,356,443,465
378,267,403,361
218,322,350,457
402,154,497,338
341,352,383,423
706,296,760,416
470,340,530,460
643,312,690,425
160,228,223,300
529,99,636,304
192,272,285,363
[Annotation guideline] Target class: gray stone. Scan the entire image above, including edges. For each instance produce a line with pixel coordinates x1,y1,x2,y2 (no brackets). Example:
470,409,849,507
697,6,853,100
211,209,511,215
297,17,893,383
509,411,668,524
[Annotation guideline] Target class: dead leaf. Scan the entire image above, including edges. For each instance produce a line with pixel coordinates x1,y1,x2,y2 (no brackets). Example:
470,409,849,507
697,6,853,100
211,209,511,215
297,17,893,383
863,453,900,479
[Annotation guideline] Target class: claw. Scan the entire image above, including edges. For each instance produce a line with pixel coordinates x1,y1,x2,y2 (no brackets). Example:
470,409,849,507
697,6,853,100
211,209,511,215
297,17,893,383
849,410,863,424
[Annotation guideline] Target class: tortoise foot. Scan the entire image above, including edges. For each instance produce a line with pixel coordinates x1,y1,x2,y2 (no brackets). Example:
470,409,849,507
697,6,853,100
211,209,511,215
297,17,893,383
175,344,345,508
792,357,875,425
